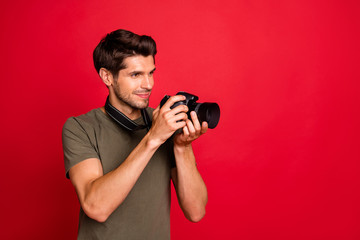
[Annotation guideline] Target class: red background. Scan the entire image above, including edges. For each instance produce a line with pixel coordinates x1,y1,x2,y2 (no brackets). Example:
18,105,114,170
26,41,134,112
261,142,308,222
1,0,360,239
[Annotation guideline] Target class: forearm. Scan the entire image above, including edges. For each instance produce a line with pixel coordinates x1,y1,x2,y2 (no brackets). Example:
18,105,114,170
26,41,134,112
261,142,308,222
173,144,208,222
82,133,160,222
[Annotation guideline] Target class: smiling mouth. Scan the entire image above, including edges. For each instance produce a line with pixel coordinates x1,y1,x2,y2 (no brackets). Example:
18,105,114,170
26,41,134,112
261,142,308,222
135,92,151,99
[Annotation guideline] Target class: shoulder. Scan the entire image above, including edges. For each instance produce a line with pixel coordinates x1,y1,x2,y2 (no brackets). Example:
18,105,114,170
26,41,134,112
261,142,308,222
63,108,103,134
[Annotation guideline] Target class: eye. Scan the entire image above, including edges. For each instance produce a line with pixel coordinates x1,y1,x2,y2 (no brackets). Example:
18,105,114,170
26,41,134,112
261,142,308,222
131,72,141,78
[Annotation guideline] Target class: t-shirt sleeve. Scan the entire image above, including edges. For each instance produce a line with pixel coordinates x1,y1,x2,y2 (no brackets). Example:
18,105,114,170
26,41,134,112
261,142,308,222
62,117,100,179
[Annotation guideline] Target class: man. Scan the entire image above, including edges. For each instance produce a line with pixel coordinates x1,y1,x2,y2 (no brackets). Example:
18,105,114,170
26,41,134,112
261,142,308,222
62,29,208,239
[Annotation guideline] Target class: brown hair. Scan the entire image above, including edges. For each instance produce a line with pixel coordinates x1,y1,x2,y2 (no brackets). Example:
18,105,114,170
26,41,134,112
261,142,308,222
93,29,157,78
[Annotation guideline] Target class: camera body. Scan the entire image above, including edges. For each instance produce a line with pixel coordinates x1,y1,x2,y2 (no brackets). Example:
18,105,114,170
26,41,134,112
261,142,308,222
160,91,199,111
160,91,220,129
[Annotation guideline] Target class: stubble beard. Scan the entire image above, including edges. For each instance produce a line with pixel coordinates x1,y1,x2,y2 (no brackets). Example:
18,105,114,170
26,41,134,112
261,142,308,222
113,85,150,110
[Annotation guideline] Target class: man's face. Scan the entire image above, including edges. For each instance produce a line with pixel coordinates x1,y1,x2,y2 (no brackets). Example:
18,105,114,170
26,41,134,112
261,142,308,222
112,55,155,110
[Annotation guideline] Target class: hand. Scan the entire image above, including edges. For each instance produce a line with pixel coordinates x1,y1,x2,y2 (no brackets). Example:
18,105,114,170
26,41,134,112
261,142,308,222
174,111,208,147
148,95,189,146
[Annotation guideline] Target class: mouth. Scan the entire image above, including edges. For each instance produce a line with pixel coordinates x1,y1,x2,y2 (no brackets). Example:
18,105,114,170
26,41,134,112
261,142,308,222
134,92,151,99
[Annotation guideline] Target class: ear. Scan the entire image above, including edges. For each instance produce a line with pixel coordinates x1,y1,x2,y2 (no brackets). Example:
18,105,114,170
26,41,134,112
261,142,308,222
99,68,114,87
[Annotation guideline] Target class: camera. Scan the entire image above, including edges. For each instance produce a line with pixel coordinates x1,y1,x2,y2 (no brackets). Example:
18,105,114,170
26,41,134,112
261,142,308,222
160,91,220,129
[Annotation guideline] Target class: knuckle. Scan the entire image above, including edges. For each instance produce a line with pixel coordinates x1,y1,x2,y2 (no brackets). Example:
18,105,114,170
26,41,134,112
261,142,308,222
163,112,171,120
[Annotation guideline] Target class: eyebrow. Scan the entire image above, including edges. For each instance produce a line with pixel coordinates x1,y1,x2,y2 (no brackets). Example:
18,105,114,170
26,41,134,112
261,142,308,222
129,68,156,75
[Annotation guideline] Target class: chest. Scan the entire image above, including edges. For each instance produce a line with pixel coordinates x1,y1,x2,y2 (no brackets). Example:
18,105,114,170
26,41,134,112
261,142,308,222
90,123,173,184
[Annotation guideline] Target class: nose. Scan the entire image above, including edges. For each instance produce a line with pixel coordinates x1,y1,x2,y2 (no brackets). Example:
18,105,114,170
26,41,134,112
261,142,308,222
141,75,153,90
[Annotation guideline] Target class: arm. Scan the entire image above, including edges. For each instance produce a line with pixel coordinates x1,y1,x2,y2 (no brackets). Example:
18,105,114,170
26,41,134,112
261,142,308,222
69,95,189,222
171,111,208,222
69,134,159,223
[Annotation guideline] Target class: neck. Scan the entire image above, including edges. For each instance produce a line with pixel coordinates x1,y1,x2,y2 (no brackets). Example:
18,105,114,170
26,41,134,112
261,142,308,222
108,95,141,120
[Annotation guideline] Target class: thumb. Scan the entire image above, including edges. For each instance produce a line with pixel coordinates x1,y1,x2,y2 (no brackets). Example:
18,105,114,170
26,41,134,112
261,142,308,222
153,105,160,118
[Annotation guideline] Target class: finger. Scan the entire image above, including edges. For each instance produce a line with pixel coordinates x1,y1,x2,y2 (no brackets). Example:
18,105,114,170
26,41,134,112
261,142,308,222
169,104,188,116
172,112,188,122
182,125,190,137
174,120,187,130
190,111,201,133
186,119,196,137
201,121,208,135
163,110,187,123
161,95,186,110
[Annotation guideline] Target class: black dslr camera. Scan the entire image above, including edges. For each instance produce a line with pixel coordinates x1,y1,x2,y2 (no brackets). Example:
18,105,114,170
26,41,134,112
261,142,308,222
160,91,220,129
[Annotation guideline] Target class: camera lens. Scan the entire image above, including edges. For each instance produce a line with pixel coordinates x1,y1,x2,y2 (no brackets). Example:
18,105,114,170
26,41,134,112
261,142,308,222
194,102,220,129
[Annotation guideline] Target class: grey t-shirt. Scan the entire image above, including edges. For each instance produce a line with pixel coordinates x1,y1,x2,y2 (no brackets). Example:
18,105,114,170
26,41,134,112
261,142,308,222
62,108,175,240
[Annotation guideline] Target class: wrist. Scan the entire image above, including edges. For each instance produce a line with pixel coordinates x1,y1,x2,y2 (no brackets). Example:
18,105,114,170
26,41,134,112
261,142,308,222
173,143,197,167
144,131,163,150
174,143,192,154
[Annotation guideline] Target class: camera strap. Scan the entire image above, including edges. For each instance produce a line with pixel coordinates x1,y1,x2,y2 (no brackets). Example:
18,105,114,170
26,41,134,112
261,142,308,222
105,96,152,131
